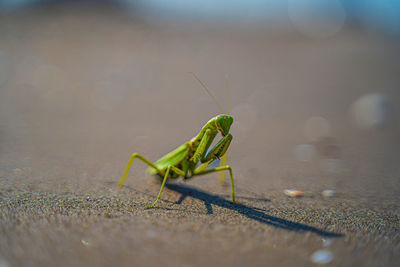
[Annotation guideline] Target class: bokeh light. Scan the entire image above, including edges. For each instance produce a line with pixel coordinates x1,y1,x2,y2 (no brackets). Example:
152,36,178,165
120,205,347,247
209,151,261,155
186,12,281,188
351,93,392,129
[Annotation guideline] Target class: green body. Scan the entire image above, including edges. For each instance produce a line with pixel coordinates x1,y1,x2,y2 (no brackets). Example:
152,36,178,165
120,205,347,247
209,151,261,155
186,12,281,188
118,114,235,208
148,115,233,178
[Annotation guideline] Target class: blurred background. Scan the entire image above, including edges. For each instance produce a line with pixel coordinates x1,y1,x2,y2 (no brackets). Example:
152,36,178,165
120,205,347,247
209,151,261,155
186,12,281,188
0,0,400,265
1,0,399,190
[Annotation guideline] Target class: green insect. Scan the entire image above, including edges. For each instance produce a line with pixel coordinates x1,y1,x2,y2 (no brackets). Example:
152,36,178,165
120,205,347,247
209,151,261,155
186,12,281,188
118,73,235,208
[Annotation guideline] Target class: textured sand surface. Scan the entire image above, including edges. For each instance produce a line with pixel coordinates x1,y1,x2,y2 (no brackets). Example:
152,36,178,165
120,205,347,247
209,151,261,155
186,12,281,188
1,3,400,266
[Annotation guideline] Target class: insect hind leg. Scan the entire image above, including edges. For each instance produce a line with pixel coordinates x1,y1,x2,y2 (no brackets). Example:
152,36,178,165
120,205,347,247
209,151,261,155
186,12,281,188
193,165,235,203
145,165,186,209
119,153,164,186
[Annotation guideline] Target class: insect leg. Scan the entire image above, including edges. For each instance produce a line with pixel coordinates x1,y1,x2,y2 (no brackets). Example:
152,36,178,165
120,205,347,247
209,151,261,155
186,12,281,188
218,153,228,185
201,133,232,163
119,153,164,186
193,165,235,203
198,133,232,185
145,165,186,209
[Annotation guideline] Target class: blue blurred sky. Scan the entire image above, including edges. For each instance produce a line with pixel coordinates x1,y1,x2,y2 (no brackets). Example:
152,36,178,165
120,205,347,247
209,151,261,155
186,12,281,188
0,0,399,35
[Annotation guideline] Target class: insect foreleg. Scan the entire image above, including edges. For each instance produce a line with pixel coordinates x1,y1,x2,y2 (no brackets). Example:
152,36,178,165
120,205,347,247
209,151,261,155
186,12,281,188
145,165,186,209
201,133,232,163
119,153,164,186
191,129,212,164
193,165,235,203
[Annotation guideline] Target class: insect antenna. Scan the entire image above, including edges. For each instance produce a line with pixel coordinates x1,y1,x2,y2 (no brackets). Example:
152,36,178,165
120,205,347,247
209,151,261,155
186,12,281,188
190,72,224,114
225,74,230,115
217,74,231,185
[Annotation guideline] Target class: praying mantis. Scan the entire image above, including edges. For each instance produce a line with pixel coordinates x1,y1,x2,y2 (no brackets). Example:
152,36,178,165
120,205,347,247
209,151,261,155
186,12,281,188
118,73,235,208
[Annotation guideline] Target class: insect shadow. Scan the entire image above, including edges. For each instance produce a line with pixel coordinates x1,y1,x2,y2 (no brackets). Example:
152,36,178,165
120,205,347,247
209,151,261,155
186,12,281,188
165,183,343,238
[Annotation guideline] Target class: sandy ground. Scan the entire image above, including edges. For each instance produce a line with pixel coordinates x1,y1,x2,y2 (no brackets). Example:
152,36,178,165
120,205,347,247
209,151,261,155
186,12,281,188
1,3,400,266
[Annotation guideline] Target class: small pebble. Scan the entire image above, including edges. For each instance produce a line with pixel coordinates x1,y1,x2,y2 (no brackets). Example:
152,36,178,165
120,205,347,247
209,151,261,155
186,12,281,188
311,249,333,264
322,190,335,198
283,189,304,197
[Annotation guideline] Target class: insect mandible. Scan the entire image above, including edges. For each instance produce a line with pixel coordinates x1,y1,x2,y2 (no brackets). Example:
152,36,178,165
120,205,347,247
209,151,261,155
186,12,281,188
118,73,235,208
